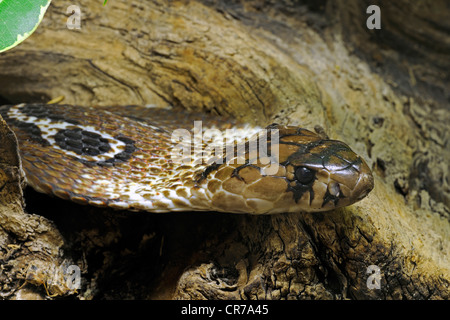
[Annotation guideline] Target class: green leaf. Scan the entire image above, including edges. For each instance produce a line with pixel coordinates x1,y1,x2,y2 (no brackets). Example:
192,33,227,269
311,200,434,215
0,0,52,53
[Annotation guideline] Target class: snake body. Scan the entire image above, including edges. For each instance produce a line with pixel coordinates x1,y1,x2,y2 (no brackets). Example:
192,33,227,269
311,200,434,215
0,103,373,214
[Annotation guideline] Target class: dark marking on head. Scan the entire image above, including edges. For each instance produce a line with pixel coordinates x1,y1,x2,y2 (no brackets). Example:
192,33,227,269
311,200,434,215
321,187,345,207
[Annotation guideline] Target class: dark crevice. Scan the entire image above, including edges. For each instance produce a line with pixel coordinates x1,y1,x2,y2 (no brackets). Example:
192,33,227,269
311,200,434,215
0,96,12,105
298,217,344,298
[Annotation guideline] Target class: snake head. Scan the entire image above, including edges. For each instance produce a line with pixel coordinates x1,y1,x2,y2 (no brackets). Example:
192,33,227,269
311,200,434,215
199,125,374,214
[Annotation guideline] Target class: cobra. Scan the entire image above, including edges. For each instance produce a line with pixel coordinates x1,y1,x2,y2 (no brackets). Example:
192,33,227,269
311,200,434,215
0,103,374,214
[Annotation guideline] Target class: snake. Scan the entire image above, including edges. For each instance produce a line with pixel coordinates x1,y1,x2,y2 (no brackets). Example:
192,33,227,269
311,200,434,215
0,103,374,214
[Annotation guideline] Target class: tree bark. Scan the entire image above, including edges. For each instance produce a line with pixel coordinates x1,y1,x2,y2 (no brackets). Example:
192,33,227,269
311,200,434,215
0,0,448,299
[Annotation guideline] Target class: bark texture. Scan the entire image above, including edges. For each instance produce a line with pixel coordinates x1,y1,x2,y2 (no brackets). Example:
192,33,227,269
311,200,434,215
0,0,448,299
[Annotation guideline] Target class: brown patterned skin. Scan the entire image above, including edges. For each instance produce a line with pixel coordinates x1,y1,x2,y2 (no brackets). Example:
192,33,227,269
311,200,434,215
0,103,374,214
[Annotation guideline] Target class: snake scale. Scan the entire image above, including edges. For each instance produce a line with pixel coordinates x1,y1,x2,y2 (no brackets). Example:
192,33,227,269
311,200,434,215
0,103,374,214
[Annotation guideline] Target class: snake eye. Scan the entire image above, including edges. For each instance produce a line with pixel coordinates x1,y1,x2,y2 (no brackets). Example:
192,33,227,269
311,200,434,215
295,166,315,185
